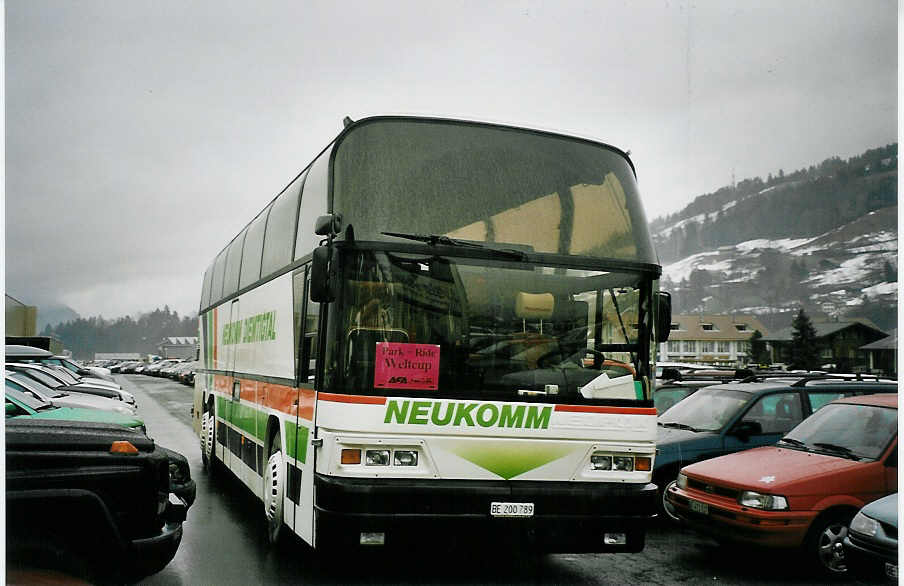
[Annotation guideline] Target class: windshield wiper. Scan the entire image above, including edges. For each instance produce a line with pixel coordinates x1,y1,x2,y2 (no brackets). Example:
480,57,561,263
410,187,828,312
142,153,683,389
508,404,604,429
381,232,528,260
778,437,807,448
812,442,861,460
659,422,702,432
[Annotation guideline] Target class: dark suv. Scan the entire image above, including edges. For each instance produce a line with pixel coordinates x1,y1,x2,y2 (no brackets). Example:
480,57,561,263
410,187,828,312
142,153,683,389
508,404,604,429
6,418,195,582
654,375,897,521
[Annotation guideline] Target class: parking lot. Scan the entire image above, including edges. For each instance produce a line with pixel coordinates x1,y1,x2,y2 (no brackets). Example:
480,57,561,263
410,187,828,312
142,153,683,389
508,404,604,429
120,374,888,585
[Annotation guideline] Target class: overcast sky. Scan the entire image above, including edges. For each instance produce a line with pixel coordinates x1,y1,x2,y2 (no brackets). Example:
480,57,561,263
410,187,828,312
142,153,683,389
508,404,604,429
4,0,898,321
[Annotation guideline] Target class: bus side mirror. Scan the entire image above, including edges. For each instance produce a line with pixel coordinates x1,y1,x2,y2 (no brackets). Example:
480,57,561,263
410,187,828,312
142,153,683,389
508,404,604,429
655,291,672,342
311,245,338,303
314,214,342,237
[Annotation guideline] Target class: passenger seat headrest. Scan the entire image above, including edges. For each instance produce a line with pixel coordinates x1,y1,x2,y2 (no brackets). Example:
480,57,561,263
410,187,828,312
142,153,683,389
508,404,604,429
515,292,554,320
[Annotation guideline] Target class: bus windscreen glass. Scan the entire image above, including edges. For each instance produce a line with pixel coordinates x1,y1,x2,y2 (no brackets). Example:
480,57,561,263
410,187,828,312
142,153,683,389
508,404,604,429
332,119,656,264
324,250,646,400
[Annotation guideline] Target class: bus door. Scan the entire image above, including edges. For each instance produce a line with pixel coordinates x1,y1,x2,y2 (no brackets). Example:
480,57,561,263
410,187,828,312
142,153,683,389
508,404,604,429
290,267,319,544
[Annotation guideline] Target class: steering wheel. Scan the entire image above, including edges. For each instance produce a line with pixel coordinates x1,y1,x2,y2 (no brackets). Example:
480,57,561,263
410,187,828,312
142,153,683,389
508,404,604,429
574,349,606,368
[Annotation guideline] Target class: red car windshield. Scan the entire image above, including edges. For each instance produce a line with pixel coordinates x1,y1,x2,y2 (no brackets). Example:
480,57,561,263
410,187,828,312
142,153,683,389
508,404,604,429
783,403,897,461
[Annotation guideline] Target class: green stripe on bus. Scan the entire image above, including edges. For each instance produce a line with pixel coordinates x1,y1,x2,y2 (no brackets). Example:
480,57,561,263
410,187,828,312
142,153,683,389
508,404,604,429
216,395,266,442
284,421,309,463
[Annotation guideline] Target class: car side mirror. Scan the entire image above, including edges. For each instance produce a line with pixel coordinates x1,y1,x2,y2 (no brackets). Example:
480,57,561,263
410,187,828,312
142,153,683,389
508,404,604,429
310,245,339,303
731,420,762,440
6,402,18,417
655,291,672,342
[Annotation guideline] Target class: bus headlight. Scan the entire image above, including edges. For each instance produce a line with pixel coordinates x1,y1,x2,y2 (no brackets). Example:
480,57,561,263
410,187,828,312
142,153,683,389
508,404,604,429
613,456,634,471
393,450,418,466
365,449,390,466
590,453,612,470
590,452,651,473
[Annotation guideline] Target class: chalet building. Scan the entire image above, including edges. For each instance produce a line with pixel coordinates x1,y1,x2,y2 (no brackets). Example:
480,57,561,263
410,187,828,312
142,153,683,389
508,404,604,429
763,318,888,373
658,314,768,367
158,336,199,360
860,329,896,377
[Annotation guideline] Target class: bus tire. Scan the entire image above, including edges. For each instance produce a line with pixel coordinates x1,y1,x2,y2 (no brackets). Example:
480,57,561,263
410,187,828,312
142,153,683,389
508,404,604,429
201,400,217,471
264,434,286,545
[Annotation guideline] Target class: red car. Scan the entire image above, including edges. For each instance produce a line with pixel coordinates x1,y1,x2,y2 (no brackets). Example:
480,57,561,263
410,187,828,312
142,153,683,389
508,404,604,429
667,393,897,576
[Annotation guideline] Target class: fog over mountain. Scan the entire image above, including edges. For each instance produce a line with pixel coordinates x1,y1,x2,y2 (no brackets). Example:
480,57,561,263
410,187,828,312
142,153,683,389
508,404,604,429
651,144,897,332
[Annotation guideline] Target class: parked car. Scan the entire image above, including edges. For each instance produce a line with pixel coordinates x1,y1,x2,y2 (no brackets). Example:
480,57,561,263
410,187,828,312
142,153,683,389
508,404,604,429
5,379,146,433
144,359,182,376
6,362,137,406
667,393,897,576
654,361,719,379
654,376,897,521
654,378,735,414
110,360,141,373
174,360,199,385
5,370,137,416
6,417,194,582
5,345,117,382
843,492,898,581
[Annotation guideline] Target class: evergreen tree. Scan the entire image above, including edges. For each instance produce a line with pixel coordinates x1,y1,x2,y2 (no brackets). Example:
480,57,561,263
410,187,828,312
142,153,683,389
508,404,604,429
749,330,769,365
790,309,820,371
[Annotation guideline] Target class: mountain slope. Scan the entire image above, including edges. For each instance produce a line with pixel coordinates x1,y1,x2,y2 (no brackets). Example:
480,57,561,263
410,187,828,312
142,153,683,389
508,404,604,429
651,145,897,332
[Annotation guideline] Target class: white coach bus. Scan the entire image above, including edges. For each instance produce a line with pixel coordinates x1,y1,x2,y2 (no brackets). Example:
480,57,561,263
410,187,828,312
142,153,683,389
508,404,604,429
193,116,672,553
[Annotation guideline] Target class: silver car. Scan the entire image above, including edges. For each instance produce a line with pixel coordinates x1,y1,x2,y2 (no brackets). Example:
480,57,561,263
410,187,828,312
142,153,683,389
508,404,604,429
5,370,137,416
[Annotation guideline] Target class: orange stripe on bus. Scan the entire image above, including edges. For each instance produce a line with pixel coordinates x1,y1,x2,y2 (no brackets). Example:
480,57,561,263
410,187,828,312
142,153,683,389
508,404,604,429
318,393,387,405
248,379,316,421
554,405,657,415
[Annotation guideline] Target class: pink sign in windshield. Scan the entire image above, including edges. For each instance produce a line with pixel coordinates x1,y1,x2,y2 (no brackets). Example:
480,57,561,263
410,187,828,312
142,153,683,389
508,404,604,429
373,342,441,390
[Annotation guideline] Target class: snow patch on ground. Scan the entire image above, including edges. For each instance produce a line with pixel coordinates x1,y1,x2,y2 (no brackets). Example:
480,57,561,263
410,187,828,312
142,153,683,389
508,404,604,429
805,255,872,286
663,252,732,282
735,237,817,253
657,212,710,239
863,281,898,298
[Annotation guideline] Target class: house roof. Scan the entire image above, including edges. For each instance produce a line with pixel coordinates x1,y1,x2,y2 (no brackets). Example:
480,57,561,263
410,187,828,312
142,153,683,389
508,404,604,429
666,314,768,341
763,319,887,342
861,329,897,351
160,336,198,346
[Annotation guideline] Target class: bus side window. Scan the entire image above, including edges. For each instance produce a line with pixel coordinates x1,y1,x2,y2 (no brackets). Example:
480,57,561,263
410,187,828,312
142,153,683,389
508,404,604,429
293,270,307,382
294,268,320,385
303,272,320,384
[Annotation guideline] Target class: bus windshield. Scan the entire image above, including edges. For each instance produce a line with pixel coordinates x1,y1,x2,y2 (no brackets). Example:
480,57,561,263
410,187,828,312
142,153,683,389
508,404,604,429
323,249,650,401
332,118,656,265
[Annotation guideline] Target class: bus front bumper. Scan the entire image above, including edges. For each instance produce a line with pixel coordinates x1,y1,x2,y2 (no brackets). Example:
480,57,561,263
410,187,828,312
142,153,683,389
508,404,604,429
314,474,656,552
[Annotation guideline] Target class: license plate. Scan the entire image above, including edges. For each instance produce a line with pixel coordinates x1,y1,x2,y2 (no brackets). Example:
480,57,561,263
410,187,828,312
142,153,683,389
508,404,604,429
490,502,534,517
886,562,898,579
689,499,709,515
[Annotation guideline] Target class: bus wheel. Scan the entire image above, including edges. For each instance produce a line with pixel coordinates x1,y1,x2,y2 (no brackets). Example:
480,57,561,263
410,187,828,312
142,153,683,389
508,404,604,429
264,437,285,545
201,402,216,470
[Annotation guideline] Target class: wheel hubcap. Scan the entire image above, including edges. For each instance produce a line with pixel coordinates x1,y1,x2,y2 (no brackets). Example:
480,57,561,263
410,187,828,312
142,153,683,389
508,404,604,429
817,523,848,573
202,412,214,460
662,481,680,522
266,451,284,526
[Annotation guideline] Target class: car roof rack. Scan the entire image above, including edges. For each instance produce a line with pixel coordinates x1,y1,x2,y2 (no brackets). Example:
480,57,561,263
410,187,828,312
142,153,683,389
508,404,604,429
738,372,896,386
